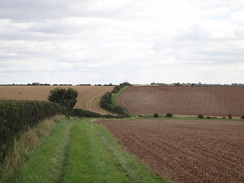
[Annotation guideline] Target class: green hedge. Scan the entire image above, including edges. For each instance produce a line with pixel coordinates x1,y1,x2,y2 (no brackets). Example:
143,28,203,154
73,109,103,118
73,109,125,119
100,92,125,115
0,100,67,163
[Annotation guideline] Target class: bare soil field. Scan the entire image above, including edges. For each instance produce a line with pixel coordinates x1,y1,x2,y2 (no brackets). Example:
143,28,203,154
117,86,244,117
97,119,244,183
0,85,114,114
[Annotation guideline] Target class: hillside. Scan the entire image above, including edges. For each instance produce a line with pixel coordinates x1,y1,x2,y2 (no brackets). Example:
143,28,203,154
116,86,244,117
0,85,114,114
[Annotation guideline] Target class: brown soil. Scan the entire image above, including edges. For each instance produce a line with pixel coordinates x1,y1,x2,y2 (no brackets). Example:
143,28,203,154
97,119,244,183
117,86,244,117
0,85,114,114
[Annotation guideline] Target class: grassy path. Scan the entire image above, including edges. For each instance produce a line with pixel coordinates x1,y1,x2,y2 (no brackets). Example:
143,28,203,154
5,119,74,183
5,118,168,183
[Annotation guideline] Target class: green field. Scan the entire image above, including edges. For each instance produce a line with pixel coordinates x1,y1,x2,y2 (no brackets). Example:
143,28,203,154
3,118,168,183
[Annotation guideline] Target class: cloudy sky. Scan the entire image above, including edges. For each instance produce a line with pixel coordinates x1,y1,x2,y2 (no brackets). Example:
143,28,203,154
0,0,244,85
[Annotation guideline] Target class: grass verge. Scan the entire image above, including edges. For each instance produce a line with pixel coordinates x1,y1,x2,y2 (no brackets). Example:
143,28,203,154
2,118,170,183
3,118,73,183
63,119,168,183
0,115,65,183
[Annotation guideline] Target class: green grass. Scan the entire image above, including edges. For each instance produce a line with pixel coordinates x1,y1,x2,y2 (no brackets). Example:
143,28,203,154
63,119,167,183
5,118,74,183
4,118,169,183
112,86,129,106
62,119,129,183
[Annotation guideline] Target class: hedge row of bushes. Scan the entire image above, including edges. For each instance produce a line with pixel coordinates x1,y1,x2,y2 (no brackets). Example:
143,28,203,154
153,113,173,118
100,83,131,116
0,100,67,163
100,92,125,115
112,82,131,93
198,114,244,119
73,109,124,118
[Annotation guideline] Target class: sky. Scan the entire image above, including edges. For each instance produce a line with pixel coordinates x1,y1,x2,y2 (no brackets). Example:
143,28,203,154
0,0,244,85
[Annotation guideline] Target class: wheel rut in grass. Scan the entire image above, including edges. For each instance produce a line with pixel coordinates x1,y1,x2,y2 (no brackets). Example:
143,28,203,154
91,121,167,183
89,122,139,183
52,120,75,183
3,119,75,183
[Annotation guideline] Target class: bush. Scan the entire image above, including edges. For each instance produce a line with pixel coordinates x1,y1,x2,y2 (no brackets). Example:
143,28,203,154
228,114,232,119
73,109,102,118
166,113,173,117
73,109,126,118
100,91,127,116
153,113,159,118
198,114,204,119
112,82,131,93
241,116,244,119
0,100,67,163
48,87,78,111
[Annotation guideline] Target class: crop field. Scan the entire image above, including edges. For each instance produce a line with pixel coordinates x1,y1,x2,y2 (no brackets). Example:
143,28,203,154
97,119,244,183
0,85,114,114
117,86,244,117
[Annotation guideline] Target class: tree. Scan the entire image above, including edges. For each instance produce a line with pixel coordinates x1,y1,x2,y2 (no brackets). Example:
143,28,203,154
48,87,78,111
153,113,159,118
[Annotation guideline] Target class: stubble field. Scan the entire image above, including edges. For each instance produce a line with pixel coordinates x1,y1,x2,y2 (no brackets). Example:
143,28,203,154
98,119,244,183
117,86,244,117
0,85,114,114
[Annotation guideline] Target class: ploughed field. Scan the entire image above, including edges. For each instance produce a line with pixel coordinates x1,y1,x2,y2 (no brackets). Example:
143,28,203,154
117,86,244,117
97,119,244,183
0,85,114,114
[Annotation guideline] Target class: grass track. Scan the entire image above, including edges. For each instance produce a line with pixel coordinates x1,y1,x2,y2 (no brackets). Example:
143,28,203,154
6,118,74,183
4,118,168,183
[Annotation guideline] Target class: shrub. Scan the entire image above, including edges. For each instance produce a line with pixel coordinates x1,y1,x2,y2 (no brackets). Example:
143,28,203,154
198,114,204,119
166,113,173,117
112,82,131,93
48,87,78,111
228,114,232,119
241,116,244,119
100,90,127,116
153,113,159,118
73,109,102,118
0,100,67,163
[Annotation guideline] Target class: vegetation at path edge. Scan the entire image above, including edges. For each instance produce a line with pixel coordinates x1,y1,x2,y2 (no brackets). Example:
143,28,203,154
2,118,168,183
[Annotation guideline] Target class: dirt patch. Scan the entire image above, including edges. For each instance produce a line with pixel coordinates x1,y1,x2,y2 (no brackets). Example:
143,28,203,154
117,86,244,117
0,86,114,114
97,119,244,183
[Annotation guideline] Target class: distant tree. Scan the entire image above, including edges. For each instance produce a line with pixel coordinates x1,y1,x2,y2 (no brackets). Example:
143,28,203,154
198,114,204,119
154,113,159,118
166,113,173,117
228,114,232,119
48,87,78,111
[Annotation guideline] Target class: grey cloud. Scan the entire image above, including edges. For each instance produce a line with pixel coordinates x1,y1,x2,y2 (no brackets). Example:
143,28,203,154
0,0,71,20
0,0,244,84
0,0,134,21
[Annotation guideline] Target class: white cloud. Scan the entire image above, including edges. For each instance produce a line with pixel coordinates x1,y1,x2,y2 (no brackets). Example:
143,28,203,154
0,0,244,84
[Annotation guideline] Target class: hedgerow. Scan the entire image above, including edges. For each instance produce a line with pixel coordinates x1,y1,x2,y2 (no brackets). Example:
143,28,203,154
112,82,131,93
73,109,103,118
100,82,131,116
73,109,124,118
100,92,126,115
0,100,67,163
